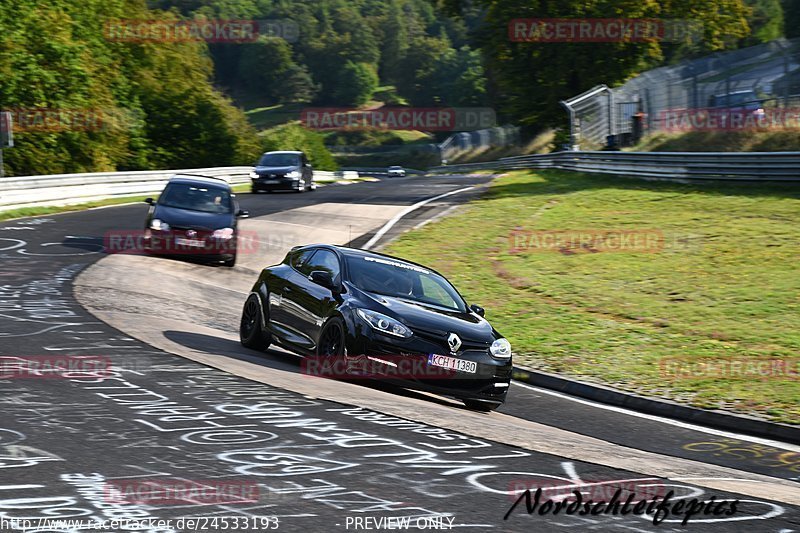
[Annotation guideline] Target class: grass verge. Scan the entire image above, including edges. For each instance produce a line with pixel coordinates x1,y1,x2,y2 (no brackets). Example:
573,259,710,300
384,170,800,424
631,130,800,152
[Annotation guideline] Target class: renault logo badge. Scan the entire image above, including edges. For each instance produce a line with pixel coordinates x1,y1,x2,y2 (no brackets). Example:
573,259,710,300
186,230,197,238
447,333,462,353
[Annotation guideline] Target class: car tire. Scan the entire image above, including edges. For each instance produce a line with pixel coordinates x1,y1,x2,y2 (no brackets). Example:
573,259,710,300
240,294,271,351
317,317,345,358
463,399,498,412
223,254,236,268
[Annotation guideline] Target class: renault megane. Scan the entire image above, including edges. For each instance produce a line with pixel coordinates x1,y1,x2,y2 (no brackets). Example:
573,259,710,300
239,244,512,411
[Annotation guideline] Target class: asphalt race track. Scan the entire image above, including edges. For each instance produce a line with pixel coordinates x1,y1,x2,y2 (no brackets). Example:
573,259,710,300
0,173,798,533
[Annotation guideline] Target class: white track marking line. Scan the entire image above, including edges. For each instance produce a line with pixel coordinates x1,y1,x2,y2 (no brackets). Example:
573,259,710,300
362,187,475,250
511,381,800,451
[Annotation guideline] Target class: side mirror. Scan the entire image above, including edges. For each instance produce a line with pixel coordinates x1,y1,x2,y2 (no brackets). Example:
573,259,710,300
236,209,249,219
309,270,336,291
469,304,485,317
144,198,154,205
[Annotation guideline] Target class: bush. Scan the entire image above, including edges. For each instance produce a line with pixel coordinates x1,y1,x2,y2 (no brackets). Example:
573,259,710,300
259,123,338,170
324,128,409,147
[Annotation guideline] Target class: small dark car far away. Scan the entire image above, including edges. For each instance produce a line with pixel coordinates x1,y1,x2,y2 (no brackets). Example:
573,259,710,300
143,174,249,267
239,245,512,411
250,150,315,193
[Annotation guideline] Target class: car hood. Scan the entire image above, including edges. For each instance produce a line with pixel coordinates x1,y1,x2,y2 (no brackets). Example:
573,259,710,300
255,165,300,175
358,289,497,343
152,204,233,230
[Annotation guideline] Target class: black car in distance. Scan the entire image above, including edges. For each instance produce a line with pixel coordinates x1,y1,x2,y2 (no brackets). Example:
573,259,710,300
239,245,512,411
250,150,315,193
143,174,249,267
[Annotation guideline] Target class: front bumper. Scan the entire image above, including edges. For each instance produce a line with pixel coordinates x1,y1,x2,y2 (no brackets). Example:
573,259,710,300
344,321,511,405
252,177,304,191
143,231,236,261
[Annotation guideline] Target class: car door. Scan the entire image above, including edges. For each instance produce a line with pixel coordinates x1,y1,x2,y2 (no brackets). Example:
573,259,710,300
282,248,342,351
268,248,316,345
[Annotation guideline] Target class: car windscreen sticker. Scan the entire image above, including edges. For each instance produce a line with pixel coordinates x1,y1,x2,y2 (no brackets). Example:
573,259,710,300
364,256,430,274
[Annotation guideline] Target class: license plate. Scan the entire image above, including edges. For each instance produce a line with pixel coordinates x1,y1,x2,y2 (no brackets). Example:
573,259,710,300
428,354,477,374
261,179,279,184
174,238,205,247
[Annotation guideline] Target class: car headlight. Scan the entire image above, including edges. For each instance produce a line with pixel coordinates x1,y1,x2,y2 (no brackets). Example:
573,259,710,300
490,338,512,359
150,219,170,231
356,309,412,338
285,170,301,179
249,171,257,179
212,228,234,240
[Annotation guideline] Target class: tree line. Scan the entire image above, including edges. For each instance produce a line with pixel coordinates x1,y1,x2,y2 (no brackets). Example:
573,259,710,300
0,0,795,176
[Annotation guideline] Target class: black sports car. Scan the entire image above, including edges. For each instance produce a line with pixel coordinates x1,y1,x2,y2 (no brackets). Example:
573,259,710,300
143,174,249,267
239,245,512,411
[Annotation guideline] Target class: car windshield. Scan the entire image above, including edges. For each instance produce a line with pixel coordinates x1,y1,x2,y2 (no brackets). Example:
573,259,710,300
158,183,233,214
346,255,466,312
389,166,402,169
258,153,301,167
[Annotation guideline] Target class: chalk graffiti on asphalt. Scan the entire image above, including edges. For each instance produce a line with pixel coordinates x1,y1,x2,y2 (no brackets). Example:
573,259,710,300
684,438,800,479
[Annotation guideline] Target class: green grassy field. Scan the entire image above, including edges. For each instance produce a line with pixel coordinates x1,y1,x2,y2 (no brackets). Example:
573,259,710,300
244,104,306,130
384,170,800,424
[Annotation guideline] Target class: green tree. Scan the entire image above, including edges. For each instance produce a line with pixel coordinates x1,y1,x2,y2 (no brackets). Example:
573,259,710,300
0,0,261,176
332,61,379,106
237,36,295,103
380,0,409,81
395,35,453,104
282,64,319,103
478,0,751,127
783,0,800,38
741,0,784,45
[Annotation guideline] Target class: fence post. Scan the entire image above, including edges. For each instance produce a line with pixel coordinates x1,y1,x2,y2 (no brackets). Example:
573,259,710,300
560,101,577,150
608,90,615,139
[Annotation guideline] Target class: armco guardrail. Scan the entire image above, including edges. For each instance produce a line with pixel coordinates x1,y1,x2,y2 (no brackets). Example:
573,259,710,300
429,151,800,182
341,167,424,177
0,167,358,211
